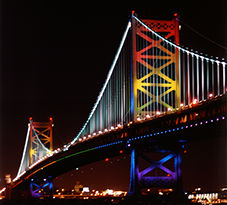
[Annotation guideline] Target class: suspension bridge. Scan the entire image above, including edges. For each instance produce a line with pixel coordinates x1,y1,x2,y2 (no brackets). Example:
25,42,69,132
2,11,226,199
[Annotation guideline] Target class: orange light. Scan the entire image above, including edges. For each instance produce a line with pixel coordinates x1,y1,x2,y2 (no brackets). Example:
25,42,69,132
49,117,53,121
167,174,171,177
105,158,109,162
174,13,178,17
132,10,135,14
120,150,123,154
29,117,32,121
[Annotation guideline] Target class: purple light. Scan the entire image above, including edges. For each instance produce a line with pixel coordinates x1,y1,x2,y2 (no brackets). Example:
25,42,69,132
210,119,213,122
200,122,203,125
205,121,208,124
186,126,188,128
195,123,198,126
190,124,193,127
216,118,219,121
222,116,225,120
127,144,131,147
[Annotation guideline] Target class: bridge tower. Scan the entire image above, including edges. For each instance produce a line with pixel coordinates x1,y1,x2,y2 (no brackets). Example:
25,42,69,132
29,117,53,166
131,11,180,120
129,12,184,197
28,117,54,198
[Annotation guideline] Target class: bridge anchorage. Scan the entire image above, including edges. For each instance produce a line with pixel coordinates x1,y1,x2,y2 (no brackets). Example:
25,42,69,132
7,11,226,200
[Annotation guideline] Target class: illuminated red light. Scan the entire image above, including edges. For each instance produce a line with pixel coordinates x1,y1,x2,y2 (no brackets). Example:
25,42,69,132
174,13,178,17
184,150,187,154
132,10,135,14
105,158,109,162
29,117,32,121
49,117,53,121
120,150,123,154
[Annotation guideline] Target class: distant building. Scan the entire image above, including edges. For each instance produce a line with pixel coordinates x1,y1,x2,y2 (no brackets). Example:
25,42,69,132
74,181,83,193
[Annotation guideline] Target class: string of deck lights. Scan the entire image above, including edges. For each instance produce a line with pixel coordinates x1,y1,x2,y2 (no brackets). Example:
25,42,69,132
11,110,225,187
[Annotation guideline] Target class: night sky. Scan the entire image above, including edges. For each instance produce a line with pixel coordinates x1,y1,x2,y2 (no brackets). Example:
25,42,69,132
0,1,226,192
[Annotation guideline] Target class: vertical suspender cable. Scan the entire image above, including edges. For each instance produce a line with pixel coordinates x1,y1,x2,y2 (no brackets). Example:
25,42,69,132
201,57,204,101
191,54,194,100
152,31,155,115
171,44,173,108
178,49,181,105
223,63,226,94
206,59,209,98
196,55,199,101
217,62,220,95
182,51,186,105
156,35,159,113
211,60,214,95
174,44,177,109
187,52,190,104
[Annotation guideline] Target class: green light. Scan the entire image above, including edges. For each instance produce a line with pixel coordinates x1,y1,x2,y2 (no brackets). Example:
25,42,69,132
55,147,96,163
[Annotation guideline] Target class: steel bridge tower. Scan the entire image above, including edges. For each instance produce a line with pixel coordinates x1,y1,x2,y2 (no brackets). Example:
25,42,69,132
28,117,54,198
129,11,183,196
29,117,53,166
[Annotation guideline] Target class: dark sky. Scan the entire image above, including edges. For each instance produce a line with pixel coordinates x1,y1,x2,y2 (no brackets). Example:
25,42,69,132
0,1,226,192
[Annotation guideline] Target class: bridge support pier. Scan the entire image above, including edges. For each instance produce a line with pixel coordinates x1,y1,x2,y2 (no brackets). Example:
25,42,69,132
128,143,184,197
30,176,53,198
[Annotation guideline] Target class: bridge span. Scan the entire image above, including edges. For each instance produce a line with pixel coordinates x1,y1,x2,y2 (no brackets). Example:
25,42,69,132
10,94,226,198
